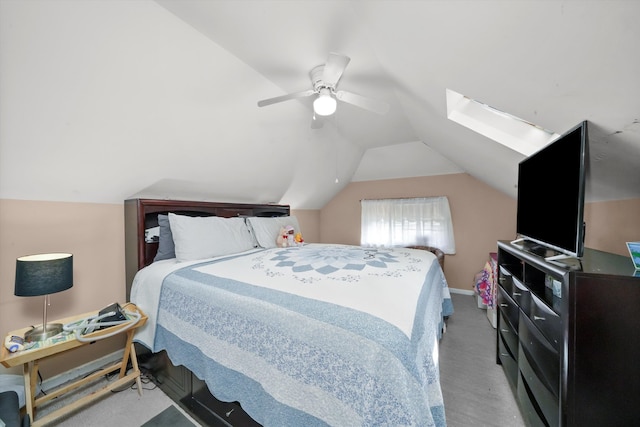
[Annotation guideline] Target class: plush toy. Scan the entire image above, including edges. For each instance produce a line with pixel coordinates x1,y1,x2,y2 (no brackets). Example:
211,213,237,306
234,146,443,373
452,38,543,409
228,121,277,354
276,226,287,247
277,225,296,247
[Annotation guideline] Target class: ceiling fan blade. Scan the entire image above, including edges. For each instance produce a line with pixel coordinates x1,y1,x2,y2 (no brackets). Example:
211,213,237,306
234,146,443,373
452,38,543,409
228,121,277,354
257,89,315,107
335,90,390,115
322,52,351,87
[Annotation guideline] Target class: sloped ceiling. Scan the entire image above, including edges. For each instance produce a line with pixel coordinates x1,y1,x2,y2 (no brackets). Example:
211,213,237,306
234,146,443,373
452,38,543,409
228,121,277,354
1,1,638,209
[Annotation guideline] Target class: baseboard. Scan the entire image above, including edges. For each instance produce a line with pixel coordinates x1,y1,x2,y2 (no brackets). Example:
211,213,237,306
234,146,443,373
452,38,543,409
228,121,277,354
449,287,474,296
41,349,124,392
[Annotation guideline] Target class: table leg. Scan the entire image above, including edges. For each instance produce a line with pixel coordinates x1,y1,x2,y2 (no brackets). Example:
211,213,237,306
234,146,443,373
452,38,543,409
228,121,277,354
119,330,134,379
118,330,143,396
129,343,143,396
23,360,37,422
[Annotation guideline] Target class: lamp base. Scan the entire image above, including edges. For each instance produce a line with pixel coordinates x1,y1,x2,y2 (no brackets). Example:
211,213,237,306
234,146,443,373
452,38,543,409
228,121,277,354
24,323,64,342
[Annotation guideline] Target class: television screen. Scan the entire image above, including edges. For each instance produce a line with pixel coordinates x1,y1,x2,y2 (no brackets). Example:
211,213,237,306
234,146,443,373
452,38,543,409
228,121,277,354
516,121,588,258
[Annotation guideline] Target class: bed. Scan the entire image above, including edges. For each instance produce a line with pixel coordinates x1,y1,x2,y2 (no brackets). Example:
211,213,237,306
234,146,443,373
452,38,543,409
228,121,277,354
124,199,453,426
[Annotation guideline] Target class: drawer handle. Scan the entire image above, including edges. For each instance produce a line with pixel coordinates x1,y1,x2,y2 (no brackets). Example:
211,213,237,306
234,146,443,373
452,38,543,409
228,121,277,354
500,353,510,357
500,303,508,308
499,277,506,283
513,292,522,296
533,315,546,322
500,328,510,333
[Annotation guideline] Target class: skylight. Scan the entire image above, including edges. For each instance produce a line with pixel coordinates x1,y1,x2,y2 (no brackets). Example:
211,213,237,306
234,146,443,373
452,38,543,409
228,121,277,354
446,89,559,156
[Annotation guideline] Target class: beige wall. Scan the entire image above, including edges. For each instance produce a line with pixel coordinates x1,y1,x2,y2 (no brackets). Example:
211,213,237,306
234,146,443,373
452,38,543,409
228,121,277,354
0,199,125,377
290,209,320,243
319,174,518,291
2,191,638,377
318,173,640,291
583,198,640,256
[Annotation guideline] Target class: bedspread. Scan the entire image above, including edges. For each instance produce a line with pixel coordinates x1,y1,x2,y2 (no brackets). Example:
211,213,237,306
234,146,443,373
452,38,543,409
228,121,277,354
132,244,453,426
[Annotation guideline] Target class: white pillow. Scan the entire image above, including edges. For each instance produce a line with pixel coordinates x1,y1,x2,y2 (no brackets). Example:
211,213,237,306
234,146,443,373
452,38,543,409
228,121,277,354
168,213,255,261
247,216,301,248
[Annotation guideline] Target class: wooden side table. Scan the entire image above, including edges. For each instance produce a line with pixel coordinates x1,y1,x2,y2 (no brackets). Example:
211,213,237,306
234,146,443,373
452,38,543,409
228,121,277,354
0,303,147,426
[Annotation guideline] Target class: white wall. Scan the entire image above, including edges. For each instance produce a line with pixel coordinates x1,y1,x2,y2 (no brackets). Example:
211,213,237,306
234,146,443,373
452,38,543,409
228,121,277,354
0,0,361,209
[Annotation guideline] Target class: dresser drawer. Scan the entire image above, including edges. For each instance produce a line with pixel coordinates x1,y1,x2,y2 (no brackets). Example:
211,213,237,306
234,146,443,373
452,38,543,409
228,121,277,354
511,277,531,315
498,331,518,392
519,312,559,398
519,343,559,425
498,286,519,330
499,266,531,309
529,292,562,351
498,265,514,294
517,371,550,427
499,316,519,358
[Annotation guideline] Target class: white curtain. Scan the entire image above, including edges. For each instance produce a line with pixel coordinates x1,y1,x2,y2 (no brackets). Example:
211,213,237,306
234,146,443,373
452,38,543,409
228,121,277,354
360,196,456,254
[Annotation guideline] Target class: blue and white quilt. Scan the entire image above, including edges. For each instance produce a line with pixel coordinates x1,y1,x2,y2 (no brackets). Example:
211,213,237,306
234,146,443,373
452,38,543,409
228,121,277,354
132,244,453,426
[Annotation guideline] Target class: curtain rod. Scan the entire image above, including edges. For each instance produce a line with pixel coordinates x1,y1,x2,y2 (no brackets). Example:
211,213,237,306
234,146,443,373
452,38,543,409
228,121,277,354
360,196,447,202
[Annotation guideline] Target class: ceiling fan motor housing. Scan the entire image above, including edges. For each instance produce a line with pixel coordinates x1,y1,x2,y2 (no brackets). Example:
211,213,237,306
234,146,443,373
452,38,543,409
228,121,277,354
310,65,334,93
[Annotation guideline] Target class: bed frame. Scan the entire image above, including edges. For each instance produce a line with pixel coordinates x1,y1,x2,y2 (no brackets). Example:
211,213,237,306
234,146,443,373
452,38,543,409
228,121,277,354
124,198,290,300
124,198,290,426
123,198,447,426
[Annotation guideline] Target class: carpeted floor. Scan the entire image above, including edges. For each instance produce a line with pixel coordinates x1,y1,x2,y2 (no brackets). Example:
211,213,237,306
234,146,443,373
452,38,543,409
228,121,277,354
33,373,198,426
30,292,523,426
141,405,198,427
440,292,525,426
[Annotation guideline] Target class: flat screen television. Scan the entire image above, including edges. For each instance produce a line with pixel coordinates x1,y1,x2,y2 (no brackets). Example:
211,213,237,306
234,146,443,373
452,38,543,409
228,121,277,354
515,120,588,260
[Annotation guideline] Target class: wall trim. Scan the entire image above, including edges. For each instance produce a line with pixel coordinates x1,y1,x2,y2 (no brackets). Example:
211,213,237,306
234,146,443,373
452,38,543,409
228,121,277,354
449,287,474,296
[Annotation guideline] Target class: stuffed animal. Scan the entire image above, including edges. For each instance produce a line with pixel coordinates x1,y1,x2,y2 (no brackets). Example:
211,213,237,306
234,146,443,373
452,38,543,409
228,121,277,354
276,226,287,247
277,225,296,247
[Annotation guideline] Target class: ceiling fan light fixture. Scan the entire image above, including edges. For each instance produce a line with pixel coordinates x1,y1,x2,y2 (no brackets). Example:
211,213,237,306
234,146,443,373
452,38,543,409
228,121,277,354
313,88,337,116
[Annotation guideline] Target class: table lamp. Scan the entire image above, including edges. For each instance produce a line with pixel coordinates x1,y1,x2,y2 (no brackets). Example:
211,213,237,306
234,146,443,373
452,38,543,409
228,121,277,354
15,253,73,342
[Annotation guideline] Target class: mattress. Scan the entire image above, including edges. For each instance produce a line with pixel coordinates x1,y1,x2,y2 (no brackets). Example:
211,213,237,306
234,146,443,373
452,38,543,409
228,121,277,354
131,243,453,426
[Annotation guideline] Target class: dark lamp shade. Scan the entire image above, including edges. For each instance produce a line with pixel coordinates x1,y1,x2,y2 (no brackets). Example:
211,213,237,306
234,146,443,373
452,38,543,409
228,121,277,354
15,253,73,297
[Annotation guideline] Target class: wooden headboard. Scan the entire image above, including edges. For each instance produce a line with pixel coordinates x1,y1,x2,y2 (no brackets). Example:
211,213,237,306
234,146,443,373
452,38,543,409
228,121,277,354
124,198,290,300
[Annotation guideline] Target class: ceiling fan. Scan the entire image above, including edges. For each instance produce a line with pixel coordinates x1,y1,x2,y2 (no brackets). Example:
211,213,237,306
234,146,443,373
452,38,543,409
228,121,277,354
257,52,390,126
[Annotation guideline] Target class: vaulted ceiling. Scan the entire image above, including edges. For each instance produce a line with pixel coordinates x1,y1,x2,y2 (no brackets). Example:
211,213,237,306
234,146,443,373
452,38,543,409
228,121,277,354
1,1,638,209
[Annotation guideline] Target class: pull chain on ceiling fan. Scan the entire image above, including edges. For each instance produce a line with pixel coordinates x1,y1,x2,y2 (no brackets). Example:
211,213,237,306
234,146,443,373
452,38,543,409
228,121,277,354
257,52,389,126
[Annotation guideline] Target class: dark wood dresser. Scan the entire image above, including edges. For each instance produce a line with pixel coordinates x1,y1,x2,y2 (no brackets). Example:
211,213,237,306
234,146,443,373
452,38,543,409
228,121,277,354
496,240,640,426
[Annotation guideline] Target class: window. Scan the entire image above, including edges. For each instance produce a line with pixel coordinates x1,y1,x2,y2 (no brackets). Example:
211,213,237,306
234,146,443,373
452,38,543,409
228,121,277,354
360,196,456,254
446,88,559,156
